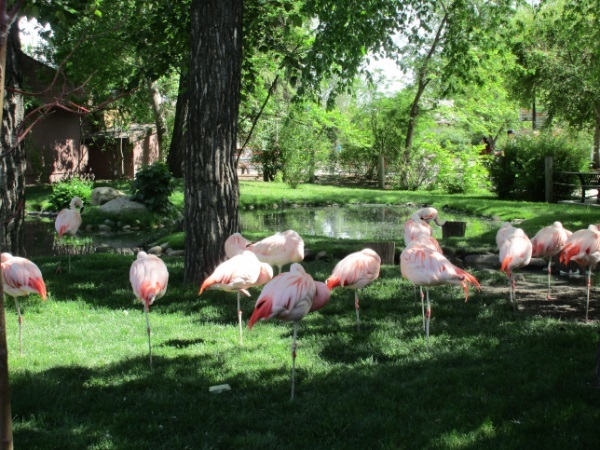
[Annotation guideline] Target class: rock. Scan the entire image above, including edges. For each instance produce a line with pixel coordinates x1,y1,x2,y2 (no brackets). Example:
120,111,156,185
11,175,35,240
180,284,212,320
99,197,149,214
98,224,112,232
464,254,499,267
148,246,162,255
160,242,170,251
104,219,115,226
166,249,184,257
122,225,131,231
314,250,329,261
91,187,124,206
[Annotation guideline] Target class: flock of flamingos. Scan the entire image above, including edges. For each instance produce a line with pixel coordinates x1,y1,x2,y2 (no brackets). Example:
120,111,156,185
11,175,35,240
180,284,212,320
1,196,599,398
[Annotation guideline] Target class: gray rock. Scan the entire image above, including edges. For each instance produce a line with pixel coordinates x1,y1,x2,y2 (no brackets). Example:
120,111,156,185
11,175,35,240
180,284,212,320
122,225,131,231
91,187,124,206
166,249,185,257
99,197,149,214
148,246,163,255
98,224,112,232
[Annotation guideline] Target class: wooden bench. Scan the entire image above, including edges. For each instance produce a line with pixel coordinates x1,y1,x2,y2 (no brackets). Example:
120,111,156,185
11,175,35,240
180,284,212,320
561,172,600,203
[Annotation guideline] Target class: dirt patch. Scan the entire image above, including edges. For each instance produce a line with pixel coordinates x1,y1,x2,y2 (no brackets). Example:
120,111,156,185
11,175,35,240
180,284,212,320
485,274,599,323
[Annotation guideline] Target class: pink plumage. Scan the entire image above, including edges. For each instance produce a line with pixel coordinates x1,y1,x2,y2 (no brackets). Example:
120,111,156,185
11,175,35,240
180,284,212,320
499,228,532,278
129,251,169,308
129,251,169,370
559,225,600,320
224,232,251,259
55,196,83,238
495,222,518,249
531,221,572,300
1,252,48,355
248,229,304,273
403,208,444,246
247,263,330,399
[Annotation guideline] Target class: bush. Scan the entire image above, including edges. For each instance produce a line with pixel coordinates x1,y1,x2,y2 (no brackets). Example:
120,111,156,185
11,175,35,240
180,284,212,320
130,162,174,213
488,131,590,201
49,174,94,211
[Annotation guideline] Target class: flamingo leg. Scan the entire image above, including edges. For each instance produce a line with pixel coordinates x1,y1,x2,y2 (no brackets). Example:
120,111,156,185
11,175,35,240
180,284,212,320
586,267,592,322
546,259,553,300
14,298,23,356
144,302,153,371
237,292,243,346
511,275,517,312
420,286,425,330
291,322,298,400
355,289,361,331
425,288,431,351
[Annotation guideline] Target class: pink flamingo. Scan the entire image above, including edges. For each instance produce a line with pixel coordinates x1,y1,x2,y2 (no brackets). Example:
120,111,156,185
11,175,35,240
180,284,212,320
1,252,47,355
499,228,532,310
55,196,84,272
199,250,273,345
559,225,600,321
248,229,304,274
403,207,444,245
409,235,443,328
531,222,572,300
130,251,169,370
495,222,517,249
325,248,381,330
400,241,480,349
224,232,251,259
247,263,330,399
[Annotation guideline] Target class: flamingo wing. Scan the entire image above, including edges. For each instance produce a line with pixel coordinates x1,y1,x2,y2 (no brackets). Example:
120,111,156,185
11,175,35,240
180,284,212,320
1,254,47,300
326,249,381,290
130,253,169,306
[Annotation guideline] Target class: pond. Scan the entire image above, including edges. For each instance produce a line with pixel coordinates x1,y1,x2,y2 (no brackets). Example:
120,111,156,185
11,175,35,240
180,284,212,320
22,204,495,259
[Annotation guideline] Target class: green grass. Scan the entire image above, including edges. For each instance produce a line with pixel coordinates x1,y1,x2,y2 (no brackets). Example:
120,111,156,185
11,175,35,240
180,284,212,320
13,180,600,448
5,252,600,449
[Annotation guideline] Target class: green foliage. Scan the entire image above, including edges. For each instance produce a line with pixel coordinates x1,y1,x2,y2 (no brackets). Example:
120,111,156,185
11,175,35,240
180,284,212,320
488,131,590,201
431,142,489,194
130,162,174,213
49,174,94,211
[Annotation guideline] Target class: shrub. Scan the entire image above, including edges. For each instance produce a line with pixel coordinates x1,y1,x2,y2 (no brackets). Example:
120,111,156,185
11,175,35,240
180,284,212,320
488,131,590,201
49,174,94,211
131,162,174,213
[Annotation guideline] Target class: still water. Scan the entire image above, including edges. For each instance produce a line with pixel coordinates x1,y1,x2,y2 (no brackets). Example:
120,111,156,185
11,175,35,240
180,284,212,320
23,205,495,257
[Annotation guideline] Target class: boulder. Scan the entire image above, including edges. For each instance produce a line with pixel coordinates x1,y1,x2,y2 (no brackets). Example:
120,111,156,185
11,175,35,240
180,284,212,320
91,187,124,206
99,197,149,214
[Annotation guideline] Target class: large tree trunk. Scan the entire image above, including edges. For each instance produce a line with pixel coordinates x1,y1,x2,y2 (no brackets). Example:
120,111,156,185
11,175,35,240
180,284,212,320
167,67,188,178
148,79,168,161
184,0,242,284
0,23,24,256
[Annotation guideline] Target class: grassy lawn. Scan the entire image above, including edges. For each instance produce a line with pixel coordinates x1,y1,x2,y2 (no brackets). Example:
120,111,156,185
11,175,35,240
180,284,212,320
10,180,600,449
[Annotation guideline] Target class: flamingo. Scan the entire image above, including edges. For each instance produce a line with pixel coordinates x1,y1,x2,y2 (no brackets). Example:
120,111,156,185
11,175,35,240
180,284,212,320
199,250,273,345
403,207,445,245
499,228,532,310
1,253,47,355
325,248,381,330
247,263,331,400
55,196,84,272
408,235,443,328
400,241,480,349
129,251,169,370
224,232,251,259
530,222,572,300
495,222,517,249
559,225,600,321
248,229,304,274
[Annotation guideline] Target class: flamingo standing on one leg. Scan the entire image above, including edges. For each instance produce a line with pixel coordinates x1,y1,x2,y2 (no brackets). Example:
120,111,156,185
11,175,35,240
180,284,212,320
400,241,480,349
247,263,331,400
129,251,169,370
559,225,600,321
199,250,273,345
248,229,304,274
224,232,251,259
499,228,532,310
325,248,381,330
530,222,572,300
495,222,517,249
55,196,84,272
1,253,47,355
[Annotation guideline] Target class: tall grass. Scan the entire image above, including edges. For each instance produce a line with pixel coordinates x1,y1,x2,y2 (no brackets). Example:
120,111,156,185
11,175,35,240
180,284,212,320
6,251,600,449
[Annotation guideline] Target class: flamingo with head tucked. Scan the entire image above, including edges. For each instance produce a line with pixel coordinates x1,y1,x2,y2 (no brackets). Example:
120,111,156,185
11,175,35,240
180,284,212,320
248,229,304,274
224,232,251,259
199,250,273,345
1,253,47,355
559,225,600,321
130,251,169,370
247,263,330,400
325,248,381,330
499,228,532,310
401,241,480,349
531,222,572,300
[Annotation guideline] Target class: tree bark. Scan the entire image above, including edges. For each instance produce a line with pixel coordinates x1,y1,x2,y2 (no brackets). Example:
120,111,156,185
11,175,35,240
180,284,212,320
167,67,188,178
147,79,168,161
185,0,242,284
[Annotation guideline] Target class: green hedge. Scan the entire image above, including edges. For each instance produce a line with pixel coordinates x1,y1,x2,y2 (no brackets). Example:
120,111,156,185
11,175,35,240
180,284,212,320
488,132,590,201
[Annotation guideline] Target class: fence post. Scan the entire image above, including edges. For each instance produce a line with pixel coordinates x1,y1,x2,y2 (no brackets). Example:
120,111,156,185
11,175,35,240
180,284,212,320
545,156,554,203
